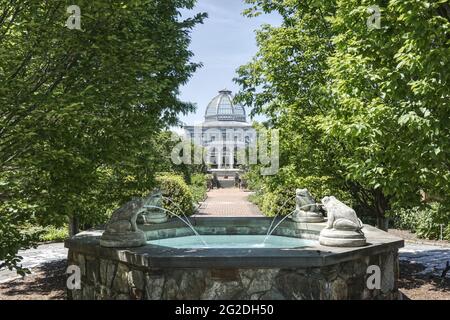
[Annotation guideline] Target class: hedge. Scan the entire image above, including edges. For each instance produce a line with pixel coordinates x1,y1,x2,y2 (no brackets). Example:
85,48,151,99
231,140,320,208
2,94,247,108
156,174,195,216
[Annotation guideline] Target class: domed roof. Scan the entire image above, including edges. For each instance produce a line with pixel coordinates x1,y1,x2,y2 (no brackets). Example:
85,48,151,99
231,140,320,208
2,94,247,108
205,89,247,122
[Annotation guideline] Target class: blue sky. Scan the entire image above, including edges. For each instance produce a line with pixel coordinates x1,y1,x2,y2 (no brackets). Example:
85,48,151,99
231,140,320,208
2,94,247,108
176,0,281,128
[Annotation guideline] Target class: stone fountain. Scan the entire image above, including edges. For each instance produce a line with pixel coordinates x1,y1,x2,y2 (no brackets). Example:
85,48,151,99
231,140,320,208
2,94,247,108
65,189,403,300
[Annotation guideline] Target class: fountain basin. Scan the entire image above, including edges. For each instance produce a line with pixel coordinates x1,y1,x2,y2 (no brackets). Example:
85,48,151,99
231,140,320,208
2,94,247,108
65,217,404,300
148,235,317,249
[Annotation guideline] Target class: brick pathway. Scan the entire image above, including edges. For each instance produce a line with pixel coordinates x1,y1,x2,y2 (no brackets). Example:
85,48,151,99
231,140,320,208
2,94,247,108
195,188,263,217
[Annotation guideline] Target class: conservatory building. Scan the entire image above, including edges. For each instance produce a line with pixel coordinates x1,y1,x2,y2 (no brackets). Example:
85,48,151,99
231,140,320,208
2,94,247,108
183,89,254,170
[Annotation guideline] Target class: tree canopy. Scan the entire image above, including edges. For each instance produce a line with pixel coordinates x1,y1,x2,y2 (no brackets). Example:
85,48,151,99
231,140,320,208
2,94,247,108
0,0,205,271
236,0,449,228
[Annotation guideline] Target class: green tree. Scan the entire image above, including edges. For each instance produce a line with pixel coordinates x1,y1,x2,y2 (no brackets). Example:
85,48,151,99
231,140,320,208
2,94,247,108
236,0,449,229
236,0,346,215
323,0,449,227
0,0,205,271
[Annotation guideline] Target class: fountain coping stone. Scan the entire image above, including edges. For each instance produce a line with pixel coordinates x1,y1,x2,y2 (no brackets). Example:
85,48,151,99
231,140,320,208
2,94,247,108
65,217,403,269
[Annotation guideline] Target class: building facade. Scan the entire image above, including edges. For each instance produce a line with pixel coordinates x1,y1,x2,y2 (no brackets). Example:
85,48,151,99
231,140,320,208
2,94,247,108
183,89,254,170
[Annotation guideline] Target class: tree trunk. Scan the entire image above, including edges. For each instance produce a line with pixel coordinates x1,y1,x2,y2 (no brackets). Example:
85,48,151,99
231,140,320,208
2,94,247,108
68,216,79,237
376,215,389,231
374,189,390,231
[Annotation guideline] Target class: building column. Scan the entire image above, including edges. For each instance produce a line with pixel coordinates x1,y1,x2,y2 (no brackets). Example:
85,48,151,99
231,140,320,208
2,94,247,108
229,148,234,169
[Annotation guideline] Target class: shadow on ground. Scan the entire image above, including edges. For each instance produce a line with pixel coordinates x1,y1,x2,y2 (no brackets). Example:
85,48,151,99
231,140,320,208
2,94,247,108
0,260,67,300
398,261,450,300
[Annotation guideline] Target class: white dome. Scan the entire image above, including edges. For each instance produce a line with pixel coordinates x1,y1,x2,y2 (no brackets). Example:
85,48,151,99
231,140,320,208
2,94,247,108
204,89,247,122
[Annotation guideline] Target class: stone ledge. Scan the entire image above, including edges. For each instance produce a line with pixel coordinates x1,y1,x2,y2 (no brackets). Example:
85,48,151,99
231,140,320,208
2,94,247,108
139,216,327,232
65,219,403,269
67,250,401,300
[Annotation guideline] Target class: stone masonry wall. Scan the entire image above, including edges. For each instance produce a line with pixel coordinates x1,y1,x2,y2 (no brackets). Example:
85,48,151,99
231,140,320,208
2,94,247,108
67,249,400,300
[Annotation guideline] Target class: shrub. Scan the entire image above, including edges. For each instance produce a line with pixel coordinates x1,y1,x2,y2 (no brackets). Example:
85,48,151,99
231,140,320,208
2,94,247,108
242,170,265,192
246,166,353,218
191,173,207,188
18,223,69,243
391,203,450,240
294,176,353,206
38,226,69,242
247,192,261,206
156,174,195,216
245,162,353,208
260,189,296,217
189,174,207,204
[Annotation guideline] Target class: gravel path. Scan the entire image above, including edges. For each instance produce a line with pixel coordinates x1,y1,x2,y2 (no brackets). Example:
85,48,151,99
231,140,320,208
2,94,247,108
0,243,68,284
399,244,450,277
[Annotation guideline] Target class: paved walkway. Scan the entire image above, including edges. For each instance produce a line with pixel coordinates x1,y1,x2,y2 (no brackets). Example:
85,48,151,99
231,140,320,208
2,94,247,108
0,243,67,284
195,188,263,217
399,244,450,277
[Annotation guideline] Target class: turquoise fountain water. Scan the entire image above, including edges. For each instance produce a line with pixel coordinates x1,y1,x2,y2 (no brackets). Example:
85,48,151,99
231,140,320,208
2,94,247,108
263,203,325,244
148,235,316,249
265,195,296,238
145,205,208,246
144,191,322,249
